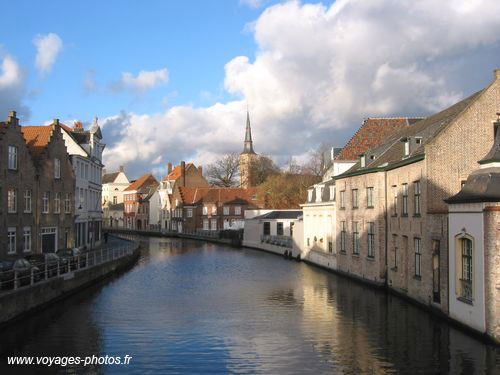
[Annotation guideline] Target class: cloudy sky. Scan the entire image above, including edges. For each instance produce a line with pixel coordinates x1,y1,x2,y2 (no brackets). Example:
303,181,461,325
1,0,500,179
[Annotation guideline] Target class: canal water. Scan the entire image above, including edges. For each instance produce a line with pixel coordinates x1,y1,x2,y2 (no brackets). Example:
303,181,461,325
1,236,499,374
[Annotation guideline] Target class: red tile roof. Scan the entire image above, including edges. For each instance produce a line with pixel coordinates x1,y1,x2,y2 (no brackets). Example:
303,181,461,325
163,163,194,181
336,118,423,161
21,125,55,154
178,187,259,205
124,174,159,191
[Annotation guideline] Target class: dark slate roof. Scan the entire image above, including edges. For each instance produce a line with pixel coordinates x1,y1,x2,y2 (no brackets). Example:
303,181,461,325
305,179,335,204
102,172,120,184
339,89,484,176
445,168,500,204
253,210,302,220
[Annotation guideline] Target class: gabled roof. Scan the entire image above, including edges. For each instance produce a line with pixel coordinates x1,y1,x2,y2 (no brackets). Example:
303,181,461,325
178,187,258,206
163,163,194,181
102,172,120,184
335,118,423,161
21,125,55,155
124,174,159,192
338,89,485,177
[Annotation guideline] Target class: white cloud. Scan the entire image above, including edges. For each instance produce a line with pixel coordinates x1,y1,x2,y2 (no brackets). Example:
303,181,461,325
0,52,29,119
240,0,264,9
33,33,63,75
103,0,500,179
113,68,169,92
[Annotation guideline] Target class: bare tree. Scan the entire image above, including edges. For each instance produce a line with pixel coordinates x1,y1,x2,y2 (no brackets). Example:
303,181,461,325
248,155,281,186
301,143,332,177
205,153,240,187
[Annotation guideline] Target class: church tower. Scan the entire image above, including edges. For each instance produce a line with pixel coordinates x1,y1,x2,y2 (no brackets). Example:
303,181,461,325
240,111,258,188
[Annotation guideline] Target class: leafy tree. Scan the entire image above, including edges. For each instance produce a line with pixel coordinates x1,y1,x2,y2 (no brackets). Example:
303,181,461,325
205,153,240,187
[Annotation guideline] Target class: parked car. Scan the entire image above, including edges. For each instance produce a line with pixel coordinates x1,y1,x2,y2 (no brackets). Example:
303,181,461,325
56,248,86,270
0,259,41,288
25,253,62,278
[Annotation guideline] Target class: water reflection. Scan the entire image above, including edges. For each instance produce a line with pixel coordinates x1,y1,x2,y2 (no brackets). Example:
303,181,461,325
0,236,498,374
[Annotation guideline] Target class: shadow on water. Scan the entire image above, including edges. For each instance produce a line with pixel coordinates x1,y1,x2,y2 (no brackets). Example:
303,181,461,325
0,235,498,374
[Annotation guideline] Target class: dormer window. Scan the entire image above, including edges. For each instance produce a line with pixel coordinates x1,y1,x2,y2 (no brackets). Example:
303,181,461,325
307,189,313,202
360,155,366,168
316,186,323,203
415,137,422,145
329,185,335,201
401,137,410,158
370,155,375,160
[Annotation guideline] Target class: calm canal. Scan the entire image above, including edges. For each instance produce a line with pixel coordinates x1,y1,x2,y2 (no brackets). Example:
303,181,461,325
1,236,499,374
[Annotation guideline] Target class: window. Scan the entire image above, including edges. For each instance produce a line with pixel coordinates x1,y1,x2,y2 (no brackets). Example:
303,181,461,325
328,241,333,253
54,193,61,213
316,186,324,202
352,222,359,254
54,158,61,178
461,238,473,301
340,221,346,253
23,227,31,252
8,227,16,254
8,145,17,170
367,187,374,208
24,190,32,213
65,193,71,213
367,222,375,258
402,184,408,216
414,181,421,215
203,206,208,215
212,206,217,215
203,219,209,230
187,208,193,218
223,206,230,215
8,189,17,213
113,196,117,205
392,186,398,216
329,185,335,201
263,222,271,235
340,191,345,209
277,222,284,236
360,155,366,168
392,235,398,269
352,189,358,208
210,219,217,230
307,189,313,202
404,140,410,157
235,206,241,215
43,192,50,213
415,238,422,277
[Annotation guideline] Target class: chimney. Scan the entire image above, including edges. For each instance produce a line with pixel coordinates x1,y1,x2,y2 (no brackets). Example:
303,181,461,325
495,69,500,80
198,165,203,175
181,161,186,187
7,111,18,126
168,162,172,174
119,165,124,173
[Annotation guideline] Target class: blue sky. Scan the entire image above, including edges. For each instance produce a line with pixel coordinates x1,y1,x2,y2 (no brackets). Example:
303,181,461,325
1,0,499,179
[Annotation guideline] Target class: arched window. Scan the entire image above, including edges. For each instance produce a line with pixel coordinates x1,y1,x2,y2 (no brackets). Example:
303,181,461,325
455,233,474,304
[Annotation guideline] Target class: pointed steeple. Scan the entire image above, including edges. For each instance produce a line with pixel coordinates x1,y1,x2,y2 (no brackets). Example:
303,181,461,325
242,111,256,154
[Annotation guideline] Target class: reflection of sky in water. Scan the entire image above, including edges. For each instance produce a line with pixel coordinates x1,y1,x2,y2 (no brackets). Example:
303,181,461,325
0,236,499,374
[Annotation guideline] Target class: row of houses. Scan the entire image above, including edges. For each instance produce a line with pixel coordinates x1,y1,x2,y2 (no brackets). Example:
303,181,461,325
243,69,500,343
102,161,262,233
0,112,105,258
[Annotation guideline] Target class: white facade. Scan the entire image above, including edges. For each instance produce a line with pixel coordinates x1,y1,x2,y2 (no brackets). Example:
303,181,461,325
61,118,105,249
149,188,162,230
102,169,130,205
447,203,486,333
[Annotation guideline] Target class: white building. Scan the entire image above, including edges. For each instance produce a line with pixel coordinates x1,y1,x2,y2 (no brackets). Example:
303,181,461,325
61,118,105,249
102,166,130,205
445,117,500,342
148,186,162,230
243,210,303,257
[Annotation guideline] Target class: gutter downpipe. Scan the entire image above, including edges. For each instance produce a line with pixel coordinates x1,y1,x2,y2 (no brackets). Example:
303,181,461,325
384,170,389,287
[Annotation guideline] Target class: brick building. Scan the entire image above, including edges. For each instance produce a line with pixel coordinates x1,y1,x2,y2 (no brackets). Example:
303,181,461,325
21,120,75,253
0,112,38,258
123,174,159,230
333,70,500,314
169,186,260,233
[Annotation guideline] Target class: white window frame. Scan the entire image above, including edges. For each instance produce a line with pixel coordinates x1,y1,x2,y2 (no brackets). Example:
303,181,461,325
8,227,16,254
23,226,31,252
187,208,193,218
8,145,18,170
223,206,230,215
203,206,208,215
65,193,71,213
8,189,17,213
43,192,50,213
54,192,61,213
24,190,32,213
234,206,241,215
212,206,217,215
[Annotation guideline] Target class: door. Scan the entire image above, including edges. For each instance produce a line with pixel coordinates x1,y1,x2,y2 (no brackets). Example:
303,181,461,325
432,240,441,303
41,228,57,253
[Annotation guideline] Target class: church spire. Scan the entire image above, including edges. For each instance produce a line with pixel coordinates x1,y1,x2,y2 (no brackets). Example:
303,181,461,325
242,111,256,154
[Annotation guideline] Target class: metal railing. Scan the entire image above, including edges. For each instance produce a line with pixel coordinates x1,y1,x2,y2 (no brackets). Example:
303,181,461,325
261,235,293,248
0,244,137,292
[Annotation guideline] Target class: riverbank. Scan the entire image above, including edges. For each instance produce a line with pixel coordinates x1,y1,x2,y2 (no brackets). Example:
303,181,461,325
0,237,140,326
